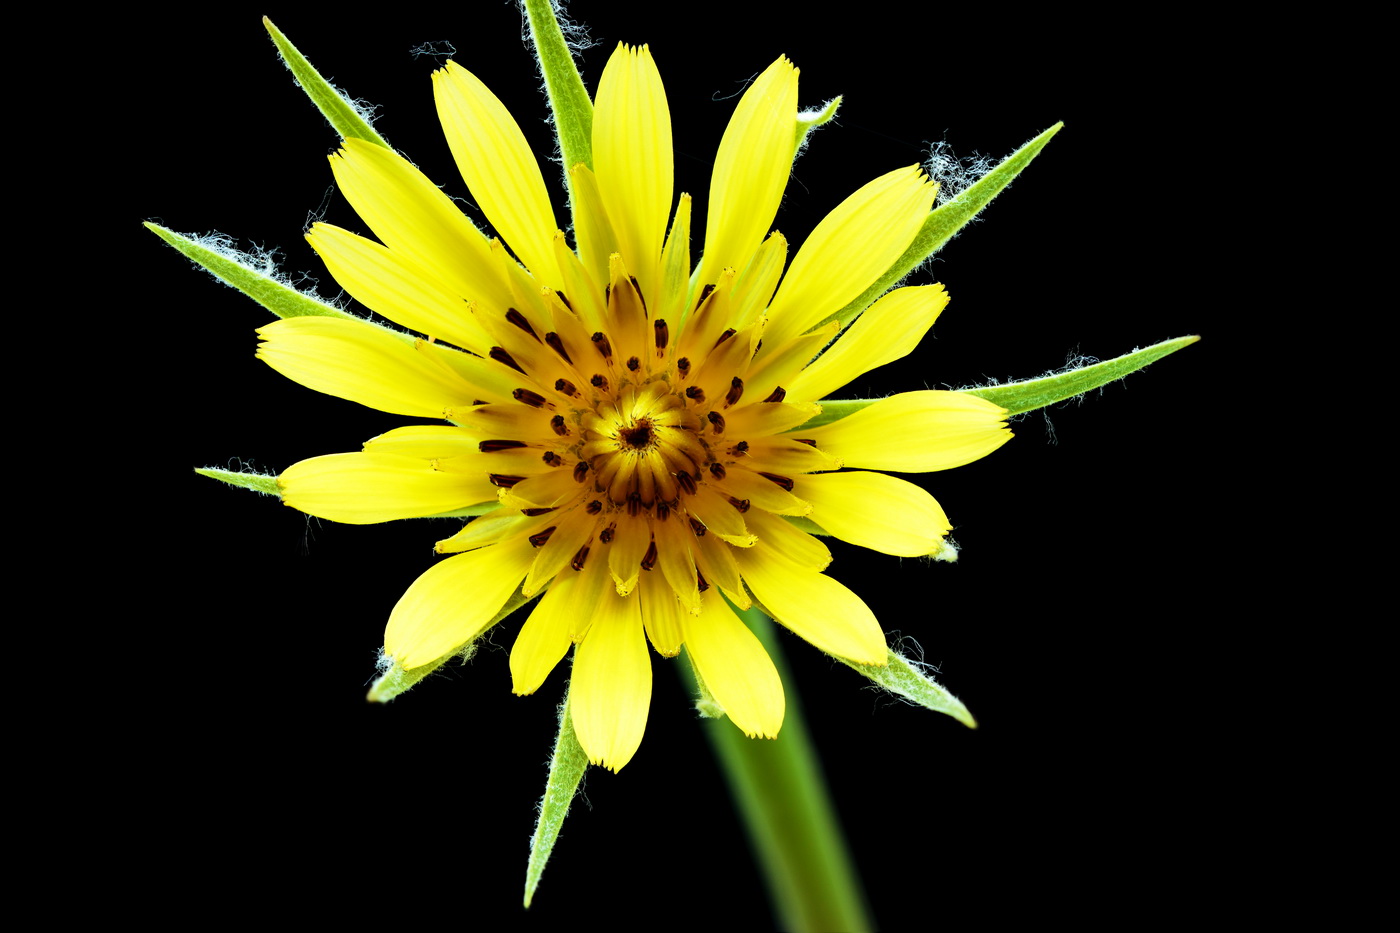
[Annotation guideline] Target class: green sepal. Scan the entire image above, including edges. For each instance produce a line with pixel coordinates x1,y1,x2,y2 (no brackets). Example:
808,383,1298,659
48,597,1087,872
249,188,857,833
794,96,841,156
683,648,726,720
145,223,353,321
796,398,872,430
263,17,391,148
836,648,977,729
962,335,1200,416
524,684,589,908
524,0,594,179
195,467,280,497
368,586,537,703
832,122,1064,329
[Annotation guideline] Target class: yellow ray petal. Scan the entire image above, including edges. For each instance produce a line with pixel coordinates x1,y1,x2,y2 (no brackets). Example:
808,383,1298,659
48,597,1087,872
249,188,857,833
306,223,493,355
682,595,784,739
434,61,561,288
795,471,952,557
640,575,685,656
256,317,476,418
510,579,575,695
795,390,1012,472
329,138,511,314
571,590,652,771
764,166,936,346
696,56,799,292
279,451,496,524
593,44,673,302
385,536,536,669
786,284,949,401
736,547,886,665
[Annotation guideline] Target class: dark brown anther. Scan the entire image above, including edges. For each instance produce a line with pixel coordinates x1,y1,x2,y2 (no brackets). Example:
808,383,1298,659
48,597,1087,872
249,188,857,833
489,474,525,488
696,283,715,308
724,377,744,408
585,499,603,515
730,441,750,456
544,332,572,364
626,491,642,517
707,411,726,434
600,523,616,544
555,378,578,397
708,462,727,480
604,283,611,303
571,545,590,571
513,388,547,408
550,414,569,436
489,347,525,374
573,462,590,483
677,357,691,377
640,540,658,571
591,331,613,360
793,438,817,447
505,308,539,340
685,385,705,402
762,386,787,403
555,290,574,312
521,507,557,516
542,451,563,465
479,440,528,452
654,320,669,352
688,516,706,537
629,275,647,311
627,356,641,372
728,496,751,513
759,471,794,491
590,374,608,390
471,399,489,406
656,501,671,521
675,471,697,496
713,328,736,349
529,526,557,548
696,570,710,593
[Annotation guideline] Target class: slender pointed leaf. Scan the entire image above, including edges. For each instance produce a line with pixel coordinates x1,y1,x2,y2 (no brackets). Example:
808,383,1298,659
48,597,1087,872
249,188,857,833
263,17,391,147
963,335,1200,416
524,0,594,176
837,648,977,728
195,467,280,497
794,96,841,155
525,685,588,908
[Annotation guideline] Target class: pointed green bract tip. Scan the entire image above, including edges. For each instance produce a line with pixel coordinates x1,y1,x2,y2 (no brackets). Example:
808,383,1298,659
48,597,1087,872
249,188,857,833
525,688,588,908
263,17,391,148
837,648,977,728
195,466,281,497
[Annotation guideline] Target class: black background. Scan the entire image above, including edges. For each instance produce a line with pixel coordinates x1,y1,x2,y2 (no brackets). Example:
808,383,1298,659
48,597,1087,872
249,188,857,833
135,3,1218,927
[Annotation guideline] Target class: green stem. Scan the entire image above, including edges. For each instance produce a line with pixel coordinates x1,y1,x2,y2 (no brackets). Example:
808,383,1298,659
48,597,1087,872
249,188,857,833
685,608,872,932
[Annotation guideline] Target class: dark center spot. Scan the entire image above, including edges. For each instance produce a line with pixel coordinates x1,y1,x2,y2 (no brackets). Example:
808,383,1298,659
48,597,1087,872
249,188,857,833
622,423,653,448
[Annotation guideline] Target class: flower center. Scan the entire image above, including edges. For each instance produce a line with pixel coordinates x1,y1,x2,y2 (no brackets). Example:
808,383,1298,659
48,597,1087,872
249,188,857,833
581,377,707,508
620,420,654,450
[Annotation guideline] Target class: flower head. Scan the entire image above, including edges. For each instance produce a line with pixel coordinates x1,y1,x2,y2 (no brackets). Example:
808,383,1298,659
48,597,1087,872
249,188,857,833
254,44,1011,770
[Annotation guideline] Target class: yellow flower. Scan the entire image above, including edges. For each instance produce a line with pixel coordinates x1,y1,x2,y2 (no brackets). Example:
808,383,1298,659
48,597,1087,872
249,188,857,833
257,46,1012,771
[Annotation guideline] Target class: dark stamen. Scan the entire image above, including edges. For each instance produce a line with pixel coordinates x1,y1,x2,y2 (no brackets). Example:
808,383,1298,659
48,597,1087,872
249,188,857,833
730,441,750,456
529,526,556,548
654,320,669,352
591,332,613,360
627,492,642,517
555,378,578,397
677,357,691,377
573,462,590,483
707,411,726,434
586,499,603,515
641,541,658,571
627,356,641,371
793,438,816,447
763,386,786,403
550,414,569,436
480,440,527,452
600,523,616,544
542,451,563,465
675,471,697,496
591,374,608,391
571,545,590,571
685,385,705,402
489,347,525,374
728,496,751,513
709,462,727,480
629,275,647,312
505,308,539,340
696,570,710,593
489,474,525,488
724,377,744,408
696,283,715,308
544,332,572,364
513,388,546,408
759,471,794,491
688,516,706,537
656,501,671,521
554,290,574,312
714,328,736,349
521,507,557,516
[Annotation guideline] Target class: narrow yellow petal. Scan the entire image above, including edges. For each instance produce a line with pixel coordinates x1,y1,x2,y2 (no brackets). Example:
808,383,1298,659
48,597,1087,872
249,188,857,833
696,56,799,292
764,166,936,346
385,537,536,669
256,317,475,418
736,546,887,665
434,61,561,288
796,390,1012,472
593,44,672,301
795,471,952,557
786,285,949,401
306,223,493,355
329,138,511,314
363,425,483,457
639,576,685,657
510,579,575,695
279,451,496,524
571,590,652,771
682,595,784,739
